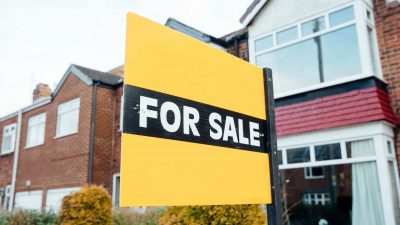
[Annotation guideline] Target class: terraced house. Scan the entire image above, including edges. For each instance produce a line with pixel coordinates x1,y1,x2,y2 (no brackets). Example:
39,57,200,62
1,0,400,224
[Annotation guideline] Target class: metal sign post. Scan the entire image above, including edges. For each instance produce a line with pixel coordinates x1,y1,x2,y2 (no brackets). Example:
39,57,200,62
264,68,283,225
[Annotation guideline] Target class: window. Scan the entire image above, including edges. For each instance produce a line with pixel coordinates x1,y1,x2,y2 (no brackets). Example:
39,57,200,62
303,193,331,205
256,25,361,93
277,26,297,45
302,16,325,36
287,147,310,164
315,143,341,161
4,185,11,210
56,98,80,137
304,167,324,179
329,6,355,27
1,123,17,154
0,188,4,207
252,3,380,95
255,35,273,52
346,139,375,158
113,174,120,207
26,113,46,148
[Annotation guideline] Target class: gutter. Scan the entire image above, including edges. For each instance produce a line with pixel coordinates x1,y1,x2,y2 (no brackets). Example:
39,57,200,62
9,110,22,211
88,82,99,184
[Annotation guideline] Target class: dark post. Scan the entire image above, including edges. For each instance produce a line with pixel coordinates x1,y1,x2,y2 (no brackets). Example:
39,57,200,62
264,68,283,225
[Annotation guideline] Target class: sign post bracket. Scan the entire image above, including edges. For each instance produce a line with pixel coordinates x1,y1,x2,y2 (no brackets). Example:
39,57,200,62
264,68,283,225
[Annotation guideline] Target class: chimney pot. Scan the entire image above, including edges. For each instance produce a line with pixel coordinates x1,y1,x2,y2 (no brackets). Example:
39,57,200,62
33,83,51,102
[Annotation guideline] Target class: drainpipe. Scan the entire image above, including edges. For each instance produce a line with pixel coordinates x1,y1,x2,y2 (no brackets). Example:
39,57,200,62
88,82,99,184
9,110,22,211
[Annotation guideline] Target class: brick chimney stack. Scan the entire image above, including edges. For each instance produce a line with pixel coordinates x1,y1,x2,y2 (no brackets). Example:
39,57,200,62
33,83,52,102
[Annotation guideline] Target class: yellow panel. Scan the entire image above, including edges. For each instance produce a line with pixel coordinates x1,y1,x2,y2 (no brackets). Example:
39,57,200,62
124,13,266,120
122,13,272,206
121,134,272,206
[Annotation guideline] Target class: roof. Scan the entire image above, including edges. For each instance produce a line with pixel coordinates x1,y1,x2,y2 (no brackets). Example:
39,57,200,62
240,0,269,27
165,18,227,47
52,64,123,97
0,64,123,122
275,80,398,137
72,64,122,86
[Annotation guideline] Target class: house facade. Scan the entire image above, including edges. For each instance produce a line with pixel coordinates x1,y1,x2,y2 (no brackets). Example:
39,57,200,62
239,0,400,224
0,0,399,224
0,65,123,211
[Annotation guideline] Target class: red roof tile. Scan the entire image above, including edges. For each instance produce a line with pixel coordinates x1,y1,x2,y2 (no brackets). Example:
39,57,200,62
276,87,399,137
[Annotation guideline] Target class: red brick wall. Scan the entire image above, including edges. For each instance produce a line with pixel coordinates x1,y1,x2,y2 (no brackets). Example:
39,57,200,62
16,73,92,198
0,117,17,207
113,87,123,175
226,39,249,61
92,86,116,193
373,0,400,163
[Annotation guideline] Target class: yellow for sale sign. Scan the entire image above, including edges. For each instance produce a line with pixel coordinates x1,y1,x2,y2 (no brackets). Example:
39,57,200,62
121,13,272,206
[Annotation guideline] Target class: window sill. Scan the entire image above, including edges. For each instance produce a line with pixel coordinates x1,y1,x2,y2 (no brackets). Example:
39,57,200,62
54,132,78,139
25,143,44,149
274,73,385,100
0,151,14,156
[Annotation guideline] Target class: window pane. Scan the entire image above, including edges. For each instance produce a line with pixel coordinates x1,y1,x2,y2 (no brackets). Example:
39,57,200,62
277,26,297,45
278,150,283,165
255,35,273,52
315,143,341,161
58,110,79,136
287,147,310,163
115,176,120,207
2,136,11,152
388,161,400,224
281,163,384,224
329,6,355,27
346,139,375,158
256,25,361,94
302,17,325,36
57,99,80,137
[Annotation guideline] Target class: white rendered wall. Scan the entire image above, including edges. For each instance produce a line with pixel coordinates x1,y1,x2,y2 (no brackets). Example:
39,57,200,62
248,0,372,38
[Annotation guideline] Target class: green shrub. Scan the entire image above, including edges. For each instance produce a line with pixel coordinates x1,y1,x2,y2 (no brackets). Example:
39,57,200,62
159,205,266,225
59,185,112,225
113,207,165,225
0,210,59,225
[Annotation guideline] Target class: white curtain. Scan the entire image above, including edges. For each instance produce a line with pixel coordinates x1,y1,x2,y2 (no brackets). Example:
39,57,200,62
351,139,385,225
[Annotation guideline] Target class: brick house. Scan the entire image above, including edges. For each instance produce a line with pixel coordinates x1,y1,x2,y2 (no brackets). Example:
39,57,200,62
0,0,399,224
0,65,123,211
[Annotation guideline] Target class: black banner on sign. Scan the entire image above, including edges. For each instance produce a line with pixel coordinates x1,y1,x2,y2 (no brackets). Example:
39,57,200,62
123,85,268,153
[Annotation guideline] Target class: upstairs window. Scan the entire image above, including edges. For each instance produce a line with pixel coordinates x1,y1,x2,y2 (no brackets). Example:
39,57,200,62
1,123,17,155
56,98,80,137
253,4,379,95
26,113,46,148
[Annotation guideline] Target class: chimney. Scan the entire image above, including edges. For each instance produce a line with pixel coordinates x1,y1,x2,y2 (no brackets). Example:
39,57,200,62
33,83,51,102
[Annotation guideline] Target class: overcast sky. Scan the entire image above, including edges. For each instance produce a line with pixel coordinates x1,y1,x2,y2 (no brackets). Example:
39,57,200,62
0,0,253,117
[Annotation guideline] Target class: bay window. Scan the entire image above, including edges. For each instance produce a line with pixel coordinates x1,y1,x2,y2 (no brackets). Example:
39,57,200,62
252,3,381,95
278,123,400,225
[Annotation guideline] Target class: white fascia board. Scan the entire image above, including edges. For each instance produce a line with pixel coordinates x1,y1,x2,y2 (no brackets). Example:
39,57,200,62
52,65,93,98
278,121,394,149
241,0,269,27
0,97,52,123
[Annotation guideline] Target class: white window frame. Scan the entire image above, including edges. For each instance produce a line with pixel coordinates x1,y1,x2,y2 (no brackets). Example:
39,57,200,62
1,123,17,155
249,1,383,99
4,185,11,210
26,113,46,148
303,192,331,206
112,173,120,207
56,98,80,138
0,188,4,207
304,167,324,179
278,121,399,225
